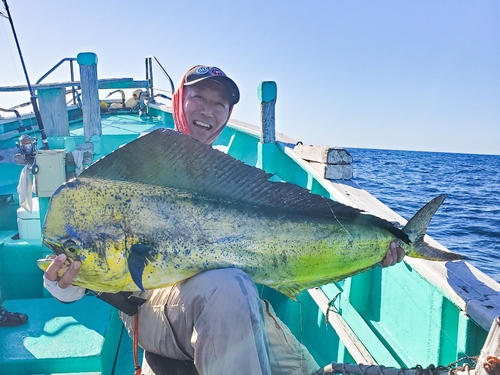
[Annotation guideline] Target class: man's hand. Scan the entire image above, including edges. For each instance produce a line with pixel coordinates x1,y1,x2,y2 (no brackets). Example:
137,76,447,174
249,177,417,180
44,253,81,288
43,254,86,302
484,356,500,375
381,242,405,267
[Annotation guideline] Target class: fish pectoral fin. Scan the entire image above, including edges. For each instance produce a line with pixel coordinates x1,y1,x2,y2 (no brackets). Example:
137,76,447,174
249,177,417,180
128,244,156,291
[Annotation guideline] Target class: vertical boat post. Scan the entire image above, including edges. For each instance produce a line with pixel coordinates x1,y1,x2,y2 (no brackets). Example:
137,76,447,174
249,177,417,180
259,81,277,144
37,87,70,137
257,81,278,171
77,52,102,143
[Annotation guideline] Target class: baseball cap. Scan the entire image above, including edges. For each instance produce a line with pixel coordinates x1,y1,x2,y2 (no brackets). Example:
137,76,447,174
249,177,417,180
183,66,240,105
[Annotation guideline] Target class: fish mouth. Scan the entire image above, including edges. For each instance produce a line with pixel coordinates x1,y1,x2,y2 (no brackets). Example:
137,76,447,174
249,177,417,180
43,236,61,253
193,120,213,130
42,236,67,257
43,236,88,267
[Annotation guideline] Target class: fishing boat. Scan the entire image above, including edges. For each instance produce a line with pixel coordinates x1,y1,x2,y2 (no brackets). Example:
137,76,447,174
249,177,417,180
1,51,500,375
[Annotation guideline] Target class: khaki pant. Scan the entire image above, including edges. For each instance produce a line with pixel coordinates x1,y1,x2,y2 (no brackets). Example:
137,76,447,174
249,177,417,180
122,268,319,375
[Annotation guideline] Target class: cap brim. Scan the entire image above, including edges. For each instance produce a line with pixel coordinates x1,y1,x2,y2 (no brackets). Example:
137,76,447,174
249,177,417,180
184,76,240,105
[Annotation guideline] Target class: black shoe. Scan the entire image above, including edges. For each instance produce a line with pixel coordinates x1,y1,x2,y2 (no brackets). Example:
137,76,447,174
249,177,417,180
0,306,28,327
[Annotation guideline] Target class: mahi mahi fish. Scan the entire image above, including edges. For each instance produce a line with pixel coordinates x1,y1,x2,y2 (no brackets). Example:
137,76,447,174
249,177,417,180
38,129,464,298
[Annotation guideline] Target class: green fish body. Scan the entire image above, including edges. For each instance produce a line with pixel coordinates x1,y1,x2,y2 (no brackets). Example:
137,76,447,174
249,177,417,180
39,130,463,299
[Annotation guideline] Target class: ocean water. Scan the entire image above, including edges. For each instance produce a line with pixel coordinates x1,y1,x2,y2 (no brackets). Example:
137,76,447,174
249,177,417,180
348,148,500,282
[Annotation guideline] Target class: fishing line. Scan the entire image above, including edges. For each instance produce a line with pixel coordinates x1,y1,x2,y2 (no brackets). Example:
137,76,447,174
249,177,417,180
0,6,24,88
322,196,354,241
298,300,307,371
2,0,49,148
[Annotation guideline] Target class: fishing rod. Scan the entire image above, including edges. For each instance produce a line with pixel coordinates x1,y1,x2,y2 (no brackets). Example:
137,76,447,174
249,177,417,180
1,0,49,150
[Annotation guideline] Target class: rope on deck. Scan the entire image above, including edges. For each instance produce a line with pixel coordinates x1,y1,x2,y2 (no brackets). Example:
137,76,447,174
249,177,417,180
315,357,478,375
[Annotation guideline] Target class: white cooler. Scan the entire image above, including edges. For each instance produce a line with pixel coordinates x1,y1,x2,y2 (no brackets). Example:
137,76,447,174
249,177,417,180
17,197,41,239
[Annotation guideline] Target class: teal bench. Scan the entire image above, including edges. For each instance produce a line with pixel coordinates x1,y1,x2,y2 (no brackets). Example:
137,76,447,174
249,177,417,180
0,296,124,375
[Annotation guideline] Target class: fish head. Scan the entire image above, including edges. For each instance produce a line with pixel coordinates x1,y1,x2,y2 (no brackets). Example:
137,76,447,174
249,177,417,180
42,227,130,289
41,179,132,291
43,235,83,259
42,235,100,265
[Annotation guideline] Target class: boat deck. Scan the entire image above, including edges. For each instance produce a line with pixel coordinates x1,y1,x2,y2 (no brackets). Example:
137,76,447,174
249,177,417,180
71,113,165,136
0,297,133,375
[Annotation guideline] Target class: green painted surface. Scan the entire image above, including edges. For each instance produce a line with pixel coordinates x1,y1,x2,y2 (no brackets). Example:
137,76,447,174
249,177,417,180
259,285,343,367
455,313,486,365
257,81,278,103
308,178,331,197
317,261,484,368
221,128,331,200
0,237,45,300
0,203,17,231
0,297,121,375
77,52,98,66
0,163,24,199
0,231,17,246
222,128,260,166
113,327,144,374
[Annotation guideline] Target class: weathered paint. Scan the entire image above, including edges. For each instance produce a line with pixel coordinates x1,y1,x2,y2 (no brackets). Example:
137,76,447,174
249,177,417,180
257,81,277,103
76,52,98,66
78,52,101,142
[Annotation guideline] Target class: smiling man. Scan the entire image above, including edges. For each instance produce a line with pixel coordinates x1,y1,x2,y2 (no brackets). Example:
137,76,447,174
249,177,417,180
172,65,239,145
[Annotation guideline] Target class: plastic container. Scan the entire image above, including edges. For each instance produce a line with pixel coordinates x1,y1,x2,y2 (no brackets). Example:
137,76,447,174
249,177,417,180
17,197,41,239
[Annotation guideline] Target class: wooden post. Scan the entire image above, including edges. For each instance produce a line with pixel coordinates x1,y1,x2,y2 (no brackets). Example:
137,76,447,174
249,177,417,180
77,52,101,142
258,81,277,144
37,87,69,137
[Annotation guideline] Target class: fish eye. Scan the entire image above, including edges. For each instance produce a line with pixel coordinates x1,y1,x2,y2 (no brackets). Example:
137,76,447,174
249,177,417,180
63,239,80,253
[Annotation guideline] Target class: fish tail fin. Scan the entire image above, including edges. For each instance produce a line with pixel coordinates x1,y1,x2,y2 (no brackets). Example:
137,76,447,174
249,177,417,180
402,194,467,261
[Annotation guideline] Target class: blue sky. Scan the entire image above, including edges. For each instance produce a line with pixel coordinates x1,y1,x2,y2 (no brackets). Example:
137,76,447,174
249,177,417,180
1,0,499,155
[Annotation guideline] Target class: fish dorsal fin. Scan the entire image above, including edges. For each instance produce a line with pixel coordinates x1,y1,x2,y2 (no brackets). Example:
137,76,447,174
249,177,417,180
80,129,385,224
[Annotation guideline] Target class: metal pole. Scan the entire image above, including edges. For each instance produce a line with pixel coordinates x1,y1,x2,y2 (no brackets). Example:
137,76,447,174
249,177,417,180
2,0,49,149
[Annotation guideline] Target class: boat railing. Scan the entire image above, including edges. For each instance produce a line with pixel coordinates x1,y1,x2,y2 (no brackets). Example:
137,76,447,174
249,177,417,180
0,107,22,127
36,57,79,106
0,57,80,115
145,55,175,103
1,55,172,119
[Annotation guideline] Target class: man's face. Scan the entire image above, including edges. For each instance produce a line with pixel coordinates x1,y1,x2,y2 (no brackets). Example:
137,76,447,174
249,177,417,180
183,80,231,144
